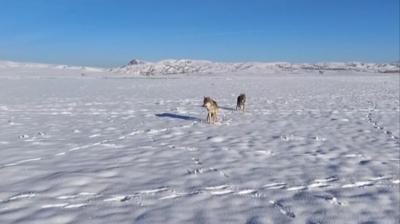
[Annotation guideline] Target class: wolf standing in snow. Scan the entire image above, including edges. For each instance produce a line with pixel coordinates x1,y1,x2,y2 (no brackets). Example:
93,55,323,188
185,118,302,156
202,97,219,124
236,93,246,112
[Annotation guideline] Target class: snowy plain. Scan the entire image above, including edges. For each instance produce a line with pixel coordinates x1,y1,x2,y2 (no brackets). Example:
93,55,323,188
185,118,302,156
0,61,399,223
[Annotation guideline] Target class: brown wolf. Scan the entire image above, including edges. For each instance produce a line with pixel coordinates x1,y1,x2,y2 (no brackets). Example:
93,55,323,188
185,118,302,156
202,97,219,124
236,94,246,112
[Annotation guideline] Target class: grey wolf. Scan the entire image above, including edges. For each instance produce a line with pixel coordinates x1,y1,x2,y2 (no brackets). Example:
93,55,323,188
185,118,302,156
202,97,219,124
236,94,246,112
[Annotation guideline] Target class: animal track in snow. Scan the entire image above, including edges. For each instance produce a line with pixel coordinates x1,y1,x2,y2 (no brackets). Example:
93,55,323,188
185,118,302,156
0,192,36,203
159,193,187,200
186,166,229,178
286,186,307,191
56,192,97,200
307,182,329,189
237,189,257,195
367,176,392,181
269,200,296,218
263,182,287,190
280,135,305,142
103,195,132,202
207,136,225,143
159,191,200,200
312,136,327,142
208,188,234,196
204,185,230,191
366,103,400,143
313,194,348,206
3,176,399,211
137,187,169,194
186,167,218,175
313,177,339,183
342,181,374,188
18,134,30,139
307,177,339,189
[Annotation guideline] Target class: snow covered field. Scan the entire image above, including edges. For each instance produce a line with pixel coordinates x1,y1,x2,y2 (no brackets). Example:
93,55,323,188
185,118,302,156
0,65,399,223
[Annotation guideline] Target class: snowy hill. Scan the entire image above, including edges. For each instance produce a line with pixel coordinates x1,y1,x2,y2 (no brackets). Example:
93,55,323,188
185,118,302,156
1,59,399,76
0,60,105,72
111,59,400,75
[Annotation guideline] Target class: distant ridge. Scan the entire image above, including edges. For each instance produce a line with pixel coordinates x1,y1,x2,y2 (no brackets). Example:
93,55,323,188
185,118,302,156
1,59,398,75
0,60,104,72
111,59,400,75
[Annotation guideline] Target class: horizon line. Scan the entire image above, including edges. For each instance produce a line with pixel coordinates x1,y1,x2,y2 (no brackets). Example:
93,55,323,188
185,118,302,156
1,58,399,69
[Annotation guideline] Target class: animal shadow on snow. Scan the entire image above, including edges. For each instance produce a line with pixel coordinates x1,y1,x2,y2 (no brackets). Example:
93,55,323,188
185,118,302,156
196,105,235,111
219,106,236,111
156,113,202,122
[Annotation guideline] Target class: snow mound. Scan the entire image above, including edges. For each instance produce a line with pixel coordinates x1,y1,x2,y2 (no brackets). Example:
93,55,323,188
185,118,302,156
111,59,400,76
110,59,242,75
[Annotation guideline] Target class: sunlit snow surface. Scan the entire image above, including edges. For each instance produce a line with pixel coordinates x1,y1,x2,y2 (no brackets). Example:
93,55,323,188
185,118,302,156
0,67,399,223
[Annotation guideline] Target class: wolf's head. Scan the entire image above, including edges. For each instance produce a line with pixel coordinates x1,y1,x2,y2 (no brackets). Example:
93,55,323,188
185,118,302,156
202,97,213,109
238,94,246,102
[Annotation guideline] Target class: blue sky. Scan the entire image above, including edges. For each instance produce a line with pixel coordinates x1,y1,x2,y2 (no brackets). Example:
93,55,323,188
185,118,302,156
0,0,399,66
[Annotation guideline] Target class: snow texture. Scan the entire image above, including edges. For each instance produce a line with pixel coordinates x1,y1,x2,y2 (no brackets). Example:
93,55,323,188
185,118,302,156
0,61,399,223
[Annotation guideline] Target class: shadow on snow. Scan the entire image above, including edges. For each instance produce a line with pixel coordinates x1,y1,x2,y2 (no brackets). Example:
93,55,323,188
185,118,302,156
196,105,236,111
155,113,202,122
219,106,236,111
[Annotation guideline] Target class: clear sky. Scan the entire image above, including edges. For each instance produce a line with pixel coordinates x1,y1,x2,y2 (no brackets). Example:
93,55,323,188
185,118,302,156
0,0,399,67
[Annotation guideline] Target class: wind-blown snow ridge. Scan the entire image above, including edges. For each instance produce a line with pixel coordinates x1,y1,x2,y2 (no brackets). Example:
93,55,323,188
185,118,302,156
112,59,400,75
